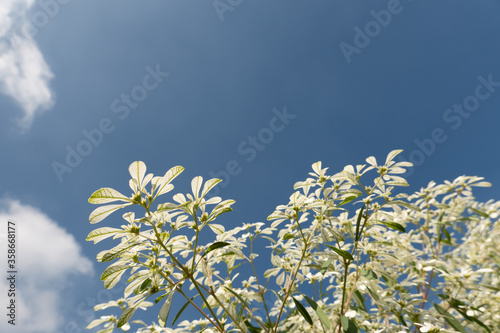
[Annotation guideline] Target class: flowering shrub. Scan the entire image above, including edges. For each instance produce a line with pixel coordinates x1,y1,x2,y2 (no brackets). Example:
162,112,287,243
86,150,499,333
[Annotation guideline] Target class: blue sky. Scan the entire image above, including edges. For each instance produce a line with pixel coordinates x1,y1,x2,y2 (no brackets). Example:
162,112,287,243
1,0,500,331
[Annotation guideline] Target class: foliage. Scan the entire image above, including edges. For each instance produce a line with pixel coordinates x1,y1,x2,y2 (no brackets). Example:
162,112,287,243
86,150,500,333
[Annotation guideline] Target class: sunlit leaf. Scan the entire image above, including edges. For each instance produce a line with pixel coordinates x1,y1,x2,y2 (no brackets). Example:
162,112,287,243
201,178,222,198
385,149,403,164
191,176,203,199
101,264,128,289
89,203,132,224
86,227,123,243
89,188,132,204
129,161,147,190
117,305,139,328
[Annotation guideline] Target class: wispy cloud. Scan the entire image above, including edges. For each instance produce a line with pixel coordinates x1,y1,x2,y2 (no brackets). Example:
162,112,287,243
0,199,93,332
0,0,55,131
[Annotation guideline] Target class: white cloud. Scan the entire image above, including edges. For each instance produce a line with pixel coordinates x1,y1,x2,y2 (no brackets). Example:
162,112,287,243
0,199,94,333
0,0,55,131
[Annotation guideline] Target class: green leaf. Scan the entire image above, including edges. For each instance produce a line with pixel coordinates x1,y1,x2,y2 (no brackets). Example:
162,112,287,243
438,227,452,245
353,290,367,313
225,287,251,311
155,292,169,304
396,311,407,327
361,269,378,280
366,287,379,301
454,307,491,333
228,262,244,273
172,296,196,326
89,187,132,204
117,305,138,328
158,291,175,327
303,295,331,330
433,303,467,333
101,264,129,289
244,320,262,333
339,196,358,206
201,242,230,258
89,203,132,224
380,273,397,288
355,205,365,242
138,278,151,293
325,245,354,261
292,297,313,326
320,258,334,275
283,233,295,240
86,227,123,244
341,315,359,333
469,207,489,218
379,221,406,233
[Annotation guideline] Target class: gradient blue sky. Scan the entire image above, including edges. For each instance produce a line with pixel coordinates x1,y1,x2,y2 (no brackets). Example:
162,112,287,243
1,0,500,332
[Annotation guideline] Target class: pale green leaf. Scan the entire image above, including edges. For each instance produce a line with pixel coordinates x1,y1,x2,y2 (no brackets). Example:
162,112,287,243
191,176,203,199
101,264,129,289
129,161,147,190
320,258,334,275
366,156,377,167
117,305,138,328
89,187,132,204
87,227,123,244
158,291,175,327
385,149,403,165
201,178,222,199
341,315,359,333
89,203,132,224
